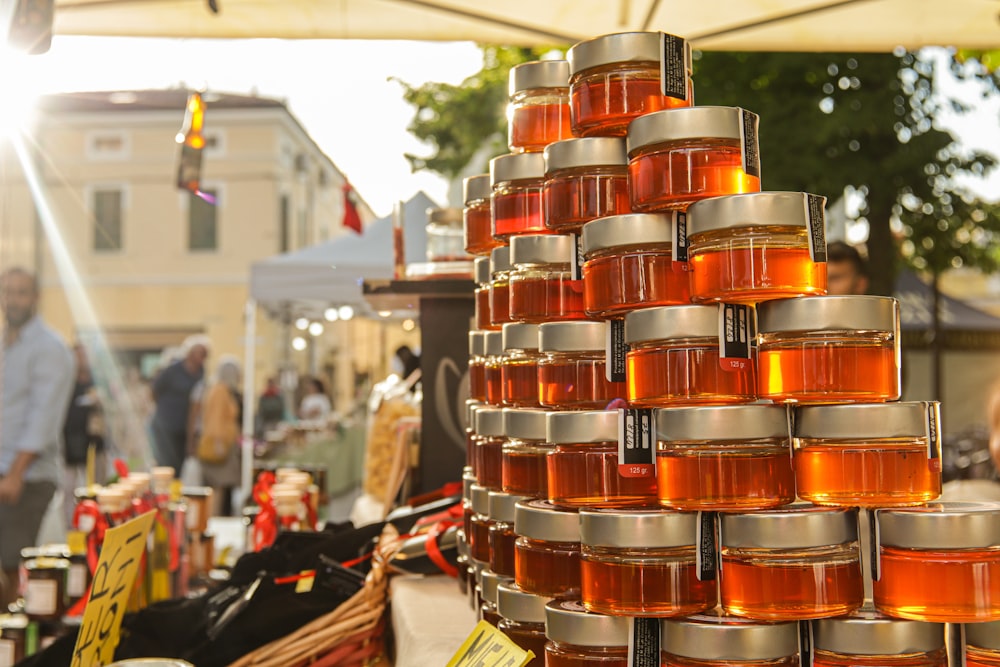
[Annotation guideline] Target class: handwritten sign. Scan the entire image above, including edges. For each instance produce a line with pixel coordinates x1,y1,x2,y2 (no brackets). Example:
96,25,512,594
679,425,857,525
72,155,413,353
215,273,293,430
71,510,157,667
446,620,535,667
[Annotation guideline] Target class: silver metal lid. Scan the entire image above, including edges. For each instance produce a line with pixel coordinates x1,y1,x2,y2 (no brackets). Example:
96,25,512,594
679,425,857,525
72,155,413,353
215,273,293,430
489,491,527,523
509,59,570,95
502,322,540,352
567,31,691,75
539,321,606,353
627,106,748,153
474,257,491,284
514,499,581,542
624,305,719,344
966,618,1000,650
490,152,546,185
795,402,938,439
581,213,674,255
466,401,483,428
545,599,629,646
463,173,491,204
662,612,799,661
813,610,944,655
546,410,618,444
497,582,551,623
469,331,485,356
686,191,825,236
490,245,512,274
475,407,505,437
484,331,504,356
877,501,1000,549
503,408,548,440
721,504,858,548
481,570,514,606
470,484,491,515
757,295,898,333
463,468,477,500
510,234,576,266
544,137,627,173
656,404,790,441
579,508,698,548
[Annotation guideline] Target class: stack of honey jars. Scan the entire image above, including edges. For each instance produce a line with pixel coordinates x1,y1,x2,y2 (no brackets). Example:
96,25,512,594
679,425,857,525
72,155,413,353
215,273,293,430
459,30,999,667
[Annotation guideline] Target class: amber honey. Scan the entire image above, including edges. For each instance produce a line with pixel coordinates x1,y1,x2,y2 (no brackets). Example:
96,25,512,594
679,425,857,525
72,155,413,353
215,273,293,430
515,536,581,598
489,522,517,578
502,442,550,497
464,196,499,257
474,286,496,331
657,443,793,510
813,654,945,667
543,169,630,233
964,649,1000,667
469,513,493,563
967,620,1000,667
538,356,626,408
498,621,546,667
691,242,825,304
812,612,946,667
492,187,547,238
490,280,513,327
569,68,693,137
508,60,571,154
583,247,689,317
547,443,657,508
661,612,800,667
501,357,540,407
485,358,503,405
627,342,756,406
475,408,505,489
469,358,487,401
663,655,798,667
510,103,572,153
509,275,586,322
544,599,628,667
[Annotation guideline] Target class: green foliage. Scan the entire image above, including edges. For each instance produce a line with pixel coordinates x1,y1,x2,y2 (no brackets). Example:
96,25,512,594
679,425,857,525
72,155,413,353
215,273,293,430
897,190,1000,275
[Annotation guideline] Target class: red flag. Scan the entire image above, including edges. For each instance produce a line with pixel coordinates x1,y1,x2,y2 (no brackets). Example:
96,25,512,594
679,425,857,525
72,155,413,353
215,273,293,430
342,182,363,234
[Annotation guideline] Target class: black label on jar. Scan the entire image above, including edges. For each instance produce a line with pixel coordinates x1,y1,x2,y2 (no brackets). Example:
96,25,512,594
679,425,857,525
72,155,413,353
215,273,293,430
606,318,628,383
660,33,688,100
805,194,827,263
740,109,761,178
923,401,942,469
571,232,585,281
799,621,814,667
671,211,689,272
628,617,661,667
618,408,655,478
696,511,718,581
718,303,754,371
869,508,882,582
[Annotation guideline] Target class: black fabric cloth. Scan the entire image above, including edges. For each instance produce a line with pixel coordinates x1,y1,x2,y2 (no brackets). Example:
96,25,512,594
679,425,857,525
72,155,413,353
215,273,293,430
62,380,103,465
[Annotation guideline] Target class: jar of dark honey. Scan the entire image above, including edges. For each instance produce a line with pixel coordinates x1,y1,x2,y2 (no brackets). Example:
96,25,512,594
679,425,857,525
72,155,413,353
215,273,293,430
812,611,946,667
508,60,572,153
23,557,68,622
500,323,542,408
469,331,488,402
661,611,800,667
490,245,514,328
468,484,493,566
474,407,505,490
496,582,550,667
483,331,504,406
966,618,1000,667
502,407,551,498
544,598,629,666
464,173,498,257
491,153,549,239
0,615,26,667
513,499,581,598
543,137,630,233
509,234,586,322
488,490,525,578
538,321,627,409
480,569,513,627
474,257,497,331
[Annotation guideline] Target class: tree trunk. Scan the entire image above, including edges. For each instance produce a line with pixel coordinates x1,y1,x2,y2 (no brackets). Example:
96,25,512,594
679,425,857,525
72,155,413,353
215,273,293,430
865,193,897,297
931,270,943,403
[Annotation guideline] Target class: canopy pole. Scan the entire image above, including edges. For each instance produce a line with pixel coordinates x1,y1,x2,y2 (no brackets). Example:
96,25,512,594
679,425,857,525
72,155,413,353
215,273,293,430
241,298,257,507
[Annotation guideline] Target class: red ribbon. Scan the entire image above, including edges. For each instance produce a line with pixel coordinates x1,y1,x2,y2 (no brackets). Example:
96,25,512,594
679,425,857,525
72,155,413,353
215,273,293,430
252,471,278,551
425,520,459,578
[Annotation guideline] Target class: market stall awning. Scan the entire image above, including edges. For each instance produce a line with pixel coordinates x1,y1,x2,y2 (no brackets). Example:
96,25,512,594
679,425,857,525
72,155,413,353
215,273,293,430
52,0,1000,51
897,270,1000,349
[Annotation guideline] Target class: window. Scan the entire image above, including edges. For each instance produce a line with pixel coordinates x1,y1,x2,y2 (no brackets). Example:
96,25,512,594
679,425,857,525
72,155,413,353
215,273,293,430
85,131,130,160
279,195,290,252
188,190,218,251
93,189,123,251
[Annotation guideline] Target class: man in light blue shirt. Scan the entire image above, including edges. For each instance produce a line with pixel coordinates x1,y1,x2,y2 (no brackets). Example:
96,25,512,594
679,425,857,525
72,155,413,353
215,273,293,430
0,267,74,607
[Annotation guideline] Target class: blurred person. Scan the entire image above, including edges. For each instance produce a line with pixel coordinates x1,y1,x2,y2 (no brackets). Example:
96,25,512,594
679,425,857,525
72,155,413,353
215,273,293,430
191,356,242,516
62,343,106,523
826,241,870,296
150,334,209,475
392,344,421,383
0,268,75,607
298,376,331,420
256,376,285,437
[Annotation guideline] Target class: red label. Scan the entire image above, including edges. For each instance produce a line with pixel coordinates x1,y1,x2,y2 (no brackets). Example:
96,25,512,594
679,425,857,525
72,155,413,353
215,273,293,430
720,357,749,371
619,463,654,478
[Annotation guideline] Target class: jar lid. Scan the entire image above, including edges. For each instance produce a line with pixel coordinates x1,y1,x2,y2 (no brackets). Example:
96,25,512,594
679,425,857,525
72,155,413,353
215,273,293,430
497,582,550,623
662,612,799,661
481,570,514,606
539,321,606,353
470,484,491,515
509,59,570,95
490,152,546,185
428,207,462,225
545,599,629,647
475,407,505,437
544,137,627,173
25,556,69,572
813,611,944,655
795,401,938,439
502,322,540,352
463,173,491,204
686,191,826,237
656,404,790,441
514,499,581,542
490,245,512,274
466,401,483,427
581,213,674,255
0,614,28,630
580,508,698,548
489,490,526,523
469,330,485,356
877,501,1000,548
546,409,618,444
966,618,1000,650
510,234,575,266
721,505,858,549
503,408,548,440
567,31,691,75
757,295,898,333
627,106,749,153
484,331,503,356
474,257,491,284
624,304,719,343
462,468,476,501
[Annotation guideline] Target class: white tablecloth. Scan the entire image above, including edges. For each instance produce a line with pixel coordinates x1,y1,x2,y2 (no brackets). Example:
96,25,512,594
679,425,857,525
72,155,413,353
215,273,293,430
391,574,478,666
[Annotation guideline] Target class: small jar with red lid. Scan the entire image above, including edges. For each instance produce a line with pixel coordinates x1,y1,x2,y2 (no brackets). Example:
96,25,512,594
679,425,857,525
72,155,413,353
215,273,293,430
488,490,525,578
507,60,572,153
502,407,551,498
489,245,514,328
509,234,586,323
538,321,627,409
491,153,549,239
500,323,542,407
474,407,505,490
483,331,504,405
468,331,488,401
513,499,581,599
542,137,630,232
464,173,499,256
473,257,497,331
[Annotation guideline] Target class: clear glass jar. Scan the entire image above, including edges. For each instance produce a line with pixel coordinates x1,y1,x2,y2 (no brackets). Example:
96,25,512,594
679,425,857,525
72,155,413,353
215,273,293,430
543,137,630,233
491,152,550,239
567,31,693,137
490,245,514,328
538,321,627,408
546,410,657,509
627,107,760,211
465,406,481,470
500,323,542,407
966,619,1000,666
544,599,628,667
468,484,493,564
757,295,901,403
497,582,549,667
625,305,757,406
0,615,27,665
474,407,505,489
473,257,498,331
720,505,863,620
469,331,488,402
661,611,800,667
509,234,586,322
874,501,1000,622
507,60,572,153
480,569,513,627
489,490,525,578
513,499,581,598
655,405,794,510
483,331,504,406
426,206,467,261
686,192,828,303
794,402,942,506
23,557,68,622
579,508,714,616
502,407,551,497
464,173,500,257
581,213,690,318
812,611,946,667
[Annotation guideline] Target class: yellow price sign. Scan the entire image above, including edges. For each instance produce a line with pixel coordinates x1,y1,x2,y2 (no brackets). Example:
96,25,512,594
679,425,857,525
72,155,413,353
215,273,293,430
446,620,535,667
71,510,157,667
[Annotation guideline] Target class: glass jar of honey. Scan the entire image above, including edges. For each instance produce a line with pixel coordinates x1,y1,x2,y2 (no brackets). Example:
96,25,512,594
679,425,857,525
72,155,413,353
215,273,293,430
966,619,1000,666
463,466,477,534
538,321,627,408
23,557,68,622
468,483,493,565
0,615,26,666
579,508,715,616
757,295,901,403
464,173,499,257
686,191,829,303
567,31,693,137
625,305,757,406
469,331,488,402
502,408,551,497
480,569,514,627
544,599,629,666
509,234,586,322
794,401,942,507
580,213,690,317
466,405,482,469
426,206,467,262
491,153,549,239
489,490,525,578
490,245,514,328
513,499,581,598
720,505,863,620
497,582,550,666
501,323,542,408
655,404,794,510
543,137,630,233
483,331,504,405
508,60,572,153
627,106,761,212
661,611,800,667
873,501,1000,622
474,257,497,331
546,409,657,508
812,611,946,667
475,407,505,489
